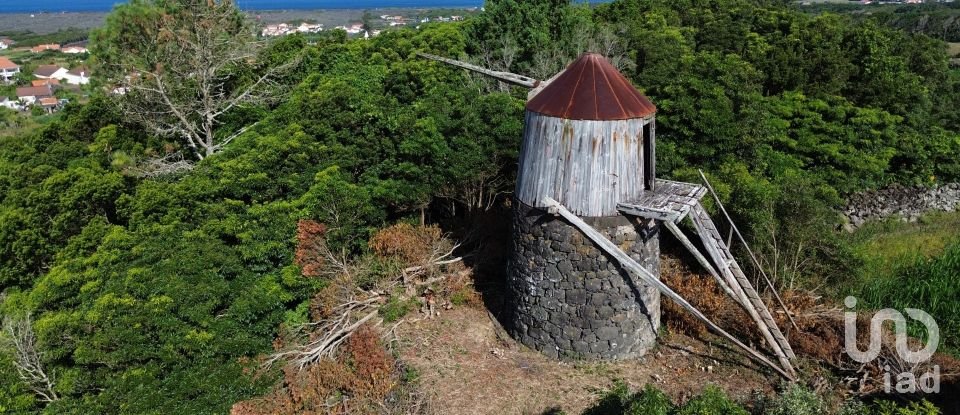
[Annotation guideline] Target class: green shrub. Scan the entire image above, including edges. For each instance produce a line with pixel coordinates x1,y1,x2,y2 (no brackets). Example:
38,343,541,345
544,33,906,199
584,383,743,415
839,400,870,415
873,400,940,415
625,384,675,415
379,295,416,323
678,385,749,415
583,381,675,415
761,384,825,415
582,380,633,415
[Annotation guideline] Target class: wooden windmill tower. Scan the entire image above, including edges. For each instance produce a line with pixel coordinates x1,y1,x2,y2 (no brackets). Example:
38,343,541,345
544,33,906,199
421,52,798,379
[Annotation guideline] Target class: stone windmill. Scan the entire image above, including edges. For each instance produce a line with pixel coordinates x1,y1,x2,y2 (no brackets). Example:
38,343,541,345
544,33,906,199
420,52,798,379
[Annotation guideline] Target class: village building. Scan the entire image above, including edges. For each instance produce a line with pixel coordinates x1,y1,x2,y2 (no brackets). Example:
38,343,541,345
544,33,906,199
37,97,59,113
296,23,323,33
62,66,91,85
0,37,12,50
16,84,54,105
0,57,20,84
261,23,291,37
63,46,88,54
33,64,68,80
32,78,60,87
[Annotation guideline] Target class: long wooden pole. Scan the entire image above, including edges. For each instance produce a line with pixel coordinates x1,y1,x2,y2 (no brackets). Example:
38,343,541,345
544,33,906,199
688,204,796,373
542,197,795,381
416,53,540,88
663,221,742,305
697,170,800,331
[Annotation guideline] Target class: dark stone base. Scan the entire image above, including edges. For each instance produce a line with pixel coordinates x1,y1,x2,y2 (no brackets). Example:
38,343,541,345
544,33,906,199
506,201,660,360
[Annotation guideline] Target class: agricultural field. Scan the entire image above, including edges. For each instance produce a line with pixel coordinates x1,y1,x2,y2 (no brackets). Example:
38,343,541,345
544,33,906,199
949,42,960,57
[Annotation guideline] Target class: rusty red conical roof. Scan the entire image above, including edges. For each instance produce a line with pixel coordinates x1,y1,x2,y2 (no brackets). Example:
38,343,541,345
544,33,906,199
526,53,656,120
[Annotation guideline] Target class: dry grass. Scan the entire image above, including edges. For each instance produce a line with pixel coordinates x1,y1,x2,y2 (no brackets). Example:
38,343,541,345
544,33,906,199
948,42,960,58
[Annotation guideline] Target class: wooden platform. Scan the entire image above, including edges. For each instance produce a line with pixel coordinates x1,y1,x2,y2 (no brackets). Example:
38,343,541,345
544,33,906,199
617,179,707,223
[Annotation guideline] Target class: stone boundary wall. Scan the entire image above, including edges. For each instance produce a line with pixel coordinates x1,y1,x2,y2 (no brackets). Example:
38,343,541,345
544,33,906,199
506,201,660,360
844,183,960,228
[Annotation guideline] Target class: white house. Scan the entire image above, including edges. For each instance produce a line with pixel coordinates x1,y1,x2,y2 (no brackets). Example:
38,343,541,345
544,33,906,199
296,23,322,33
63,46,88,54
261,23,291,37
33,64,68,80
0,57,19,84
16,85,53,105
60,66,91,85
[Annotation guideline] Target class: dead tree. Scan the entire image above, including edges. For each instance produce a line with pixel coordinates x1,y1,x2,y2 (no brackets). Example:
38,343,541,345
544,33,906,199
95,0,297,160
266,232,462,371
1,314,59,403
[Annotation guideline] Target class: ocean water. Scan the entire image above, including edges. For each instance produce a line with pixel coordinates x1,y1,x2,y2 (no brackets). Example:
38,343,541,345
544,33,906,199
0,0,486,13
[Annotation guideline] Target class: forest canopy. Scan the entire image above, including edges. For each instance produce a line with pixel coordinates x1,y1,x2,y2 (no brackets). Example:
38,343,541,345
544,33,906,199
0,0,958,413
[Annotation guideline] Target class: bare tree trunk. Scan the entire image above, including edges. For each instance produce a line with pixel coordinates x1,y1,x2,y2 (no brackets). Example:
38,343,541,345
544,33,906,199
103,1,299,162
2,314,59,403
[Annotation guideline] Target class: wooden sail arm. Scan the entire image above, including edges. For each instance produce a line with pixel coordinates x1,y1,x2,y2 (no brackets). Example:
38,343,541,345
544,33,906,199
416,52,540,88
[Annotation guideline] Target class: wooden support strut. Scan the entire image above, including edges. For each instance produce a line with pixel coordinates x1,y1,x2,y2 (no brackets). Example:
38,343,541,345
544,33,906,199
542,196,795,381
698,170,800,332
688,203,797,370
662,221,742,306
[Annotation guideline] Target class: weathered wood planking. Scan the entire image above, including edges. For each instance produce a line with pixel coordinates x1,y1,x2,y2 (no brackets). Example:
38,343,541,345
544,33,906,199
617,179,706,222
516,112,653,216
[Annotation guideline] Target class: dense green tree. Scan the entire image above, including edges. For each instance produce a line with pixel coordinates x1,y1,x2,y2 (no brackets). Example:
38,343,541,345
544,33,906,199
1,0,959,412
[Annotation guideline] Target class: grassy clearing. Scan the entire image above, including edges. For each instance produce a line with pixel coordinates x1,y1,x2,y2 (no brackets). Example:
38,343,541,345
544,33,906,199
846,211,960,355
847,210,960,280
949,42,960,57
859,241,960,355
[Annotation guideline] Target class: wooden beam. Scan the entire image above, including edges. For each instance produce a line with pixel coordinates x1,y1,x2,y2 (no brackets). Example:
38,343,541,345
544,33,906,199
698,170,801,334
618,203,679,222
542,197,795,381
662,221,742,305
417,53,540,88
688,204,797,373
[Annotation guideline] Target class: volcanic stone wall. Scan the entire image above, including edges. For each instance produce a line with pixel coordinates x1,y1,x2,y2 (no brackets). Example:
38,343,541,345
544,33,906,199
844,183,960,228
506,201,660,360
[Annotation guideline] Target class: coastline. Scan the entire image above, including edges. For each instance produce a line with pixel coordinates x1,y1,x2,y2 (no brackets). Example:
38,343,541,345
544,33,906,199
0,7,476,35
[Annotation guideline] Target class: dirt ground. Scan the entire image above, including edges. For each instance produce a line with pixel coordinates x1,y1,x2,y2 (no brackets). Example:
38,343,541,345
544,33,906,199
395,306,778,415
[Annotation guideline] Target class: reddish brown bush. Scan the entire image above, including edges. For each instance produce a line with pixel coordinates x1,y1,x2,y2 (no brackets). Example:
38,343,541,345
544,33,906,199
368,223,444,266
295,220,328,277
660,257,747,338
231,325,402,415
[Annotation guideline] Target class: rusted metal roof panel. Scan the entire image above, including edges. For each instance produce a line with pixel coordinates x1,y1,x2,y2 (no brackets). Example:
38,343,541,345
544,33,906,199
526,53,656,120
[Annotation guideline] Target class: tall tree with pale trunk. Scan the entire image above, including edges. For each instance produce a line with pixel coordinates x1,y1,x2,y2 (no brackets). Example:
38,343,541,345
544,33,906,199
92,0,295,160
